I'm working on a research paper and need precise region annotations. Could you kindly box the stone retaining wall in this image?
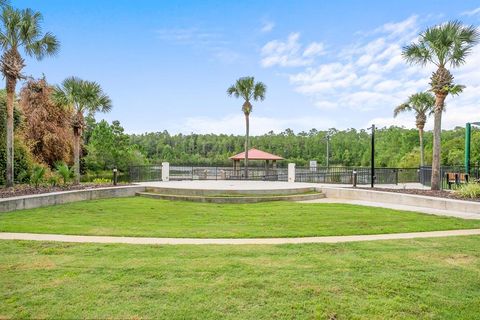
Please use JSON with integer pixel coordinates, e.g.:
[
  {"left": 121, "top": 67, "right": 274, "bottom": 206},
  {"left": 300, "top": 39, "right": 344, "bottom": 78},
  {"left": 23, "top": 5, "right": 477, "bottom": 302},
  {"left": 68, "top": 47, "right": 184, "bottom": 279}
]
[
  {"left": 320, "top": 187, "right": 480, "bottom": 213},
  {"left": 0, "top": 186, "right": 146, "bottom": 213}
]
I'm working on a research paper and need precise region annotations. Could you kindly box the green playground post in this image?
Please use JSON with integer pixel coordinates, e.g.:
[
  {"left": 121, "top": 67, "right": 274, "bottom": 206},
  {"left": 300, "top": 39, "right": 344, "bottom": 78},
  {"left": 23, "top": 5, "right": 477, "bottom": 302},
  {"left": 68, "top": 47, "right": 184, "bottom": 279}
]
[{"left": 465, "top": 123, "right": 471, "bottom": 174}]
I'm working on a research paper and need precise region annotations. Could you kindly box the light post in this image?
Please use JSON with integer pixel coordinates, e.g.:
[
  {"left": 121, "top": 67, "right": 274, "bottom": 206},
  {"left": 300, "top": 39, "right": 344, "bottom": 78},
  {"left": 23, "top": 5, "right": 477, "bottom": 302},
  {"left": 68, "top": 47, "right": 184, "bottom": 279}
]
[
  {"left": 368, "top": 124, "right": 375, "bottom": 188},
  {"left": 465, "top": 122, "right": 480, "bottom": 175},
  {"left": 324, "top": 132, "right": 331, "bottom": 168},
  {"left": 113, "top": 168, "right": 118, "bottom": 186}
]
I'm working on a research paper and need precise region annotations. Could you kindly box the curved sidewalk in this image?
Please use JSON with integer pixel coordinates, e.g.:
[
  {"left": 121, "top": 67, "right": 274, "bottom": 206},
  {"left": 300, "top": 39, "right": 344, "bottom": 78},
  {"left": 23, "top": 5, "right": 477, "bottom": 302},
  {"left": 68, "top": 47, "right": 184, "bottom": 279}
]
[{"left": 1, "top": 229, "right": 480, "bottom": 245}]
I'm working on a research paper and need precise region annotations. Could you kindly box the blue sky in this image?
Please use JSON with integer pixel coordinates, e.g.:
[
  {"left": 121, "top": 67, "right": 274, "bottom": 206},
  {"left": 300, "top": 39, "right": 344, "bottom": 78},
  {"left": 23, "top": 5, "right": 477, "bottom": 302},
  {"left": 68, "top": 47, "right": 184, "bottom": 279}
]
[{"left": 13, "top": 0, "right": 480, "bottom": 134}]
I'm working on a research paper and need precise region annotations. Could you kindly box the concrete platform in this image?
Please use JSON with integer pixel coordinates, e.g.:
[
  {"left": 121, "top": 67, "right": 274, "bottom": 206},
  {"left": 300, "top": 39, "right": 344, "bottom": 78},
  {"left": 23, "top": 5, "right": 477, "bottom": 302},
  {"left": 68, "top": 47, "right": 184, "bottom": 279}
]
[
  {"left": 140, "top": 180, "right": 319, "bottom": 191},
  {"left": 137, "top": 190, "right": 325, "bottom": 203}
]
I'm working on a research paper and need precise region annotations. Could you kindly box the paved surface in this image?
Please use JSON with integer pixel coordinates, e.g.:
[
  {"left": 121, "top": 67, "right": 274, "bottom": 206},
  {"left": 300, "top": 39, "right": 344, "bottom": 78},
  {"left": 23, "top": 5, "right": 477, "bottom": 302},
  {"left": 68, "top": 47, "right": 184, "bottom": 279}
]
[
  {"left": 1, "top": 229, "right": 479, "bottom": 245},
  {"left": 139, "top": 180, "right": 429, "bottom": 190},
  {"left": 139, "top": 180, "right": 319, "bottom": 190},
  {"left": 300, "top": 198, "right": 480, "bottom": 220}
]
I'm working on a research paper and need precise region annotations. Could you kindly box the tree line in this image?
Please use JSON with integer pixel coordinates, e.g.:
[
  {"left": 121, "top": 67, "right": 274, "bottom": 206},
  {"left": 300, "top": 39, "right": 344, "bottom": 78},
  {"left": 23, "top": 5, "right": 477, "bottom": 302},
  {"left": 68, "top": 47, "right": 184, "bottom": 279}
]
[{"left": 128, "top": 126, "right": 480, "bottom": 168}]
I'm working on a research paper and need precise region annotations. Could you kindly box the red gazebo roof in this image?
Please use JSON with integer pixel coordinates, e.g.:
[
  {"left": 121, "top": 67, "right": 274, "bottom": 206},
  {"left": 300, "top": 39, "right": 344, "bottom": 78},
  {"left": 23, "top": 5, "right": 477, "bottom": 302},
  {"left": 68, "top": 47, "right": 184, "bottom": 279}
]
[{"left": 229, "top": 148, "right": 284, "bottom": 161}]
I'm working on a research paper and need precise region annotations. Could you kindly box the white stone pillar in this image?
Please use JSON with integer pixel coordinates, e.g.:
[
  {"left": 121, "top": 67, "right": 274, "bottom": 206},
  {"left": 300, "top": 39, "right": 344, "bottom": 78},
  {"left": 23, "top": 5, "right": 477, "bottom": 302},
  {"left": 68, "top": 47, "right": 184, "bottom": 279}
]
[
  {"left": 162, "top": 162, "right": 170, "bottom": 182},
  {"left": 288, "top": 163, "right": 296, "bottom": 183}
]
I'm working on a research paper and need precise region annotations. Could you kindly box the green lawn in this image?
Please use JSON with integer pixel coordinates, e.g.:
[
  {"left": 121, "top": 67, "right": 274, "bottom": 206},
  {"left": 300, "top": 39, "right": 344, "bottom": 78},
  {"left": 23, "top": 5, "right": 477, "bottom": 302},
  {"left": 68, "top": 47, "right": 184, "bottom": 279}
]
[
  {"left": 1, "top": 237, "right": 480, "bottom": 319},
  {"left": 0, "top": 197, "right": 479, "bottom": 238}
]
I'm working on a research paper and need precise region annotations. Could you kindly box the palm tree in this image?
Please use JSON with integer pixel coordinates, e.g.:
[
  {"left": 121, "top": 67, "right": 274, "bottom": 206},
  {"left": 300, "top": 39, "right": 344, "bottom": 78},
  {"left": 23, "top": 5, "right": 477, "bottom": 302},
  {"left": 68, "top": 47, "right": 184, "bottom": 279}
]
[
  {"left": 53, "top": 77, "right": 112, "bottom": 184},
  {"left": 402, "top": 21, "right": 479, "bottom": 190},
  {"left": 227, "top": 77, "right": 266, "bottom": 178},
  {"left": 394, "top": 92, "right": 435, "bottom": 167},
  {"left": 0, "top": 6, "right": 59, "bottom": 187}
]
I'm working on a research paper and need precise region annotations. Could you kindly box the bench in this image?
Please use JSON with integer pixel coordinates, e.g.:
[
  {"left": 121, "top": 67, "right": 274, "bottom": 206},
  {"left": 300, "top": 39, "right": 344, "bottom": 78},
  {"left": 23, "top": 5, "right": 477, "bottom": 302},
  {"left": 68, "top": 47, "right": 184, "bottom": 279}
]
[{"left": 445, "top": 172, "right": 469, "bottom": 189}]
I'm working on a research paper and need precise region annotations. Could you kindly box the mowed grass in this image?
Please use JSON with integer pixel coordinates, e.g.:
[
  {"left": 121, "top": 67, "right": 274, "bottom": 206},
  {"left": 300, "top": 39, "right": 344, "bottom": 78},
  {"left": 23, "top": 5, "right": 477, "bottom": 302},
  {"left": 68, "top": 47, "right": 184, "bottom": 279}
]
[
  {"left": 0, "top": 197, "right": 479, "bottom": 238},
  {"left": 1, "top": 237, "right": 480, "bottom": 319}
]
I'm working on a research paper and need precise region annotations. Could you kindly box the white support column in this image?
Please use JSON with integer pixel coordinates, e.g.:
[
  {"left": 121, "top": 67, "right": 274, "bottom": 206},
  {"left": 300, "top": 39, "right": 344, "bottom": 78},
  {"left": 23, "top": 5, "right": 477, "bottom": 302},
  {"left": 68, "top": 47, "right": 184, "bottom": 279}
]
[
  {"left": 288, "top": 163, "right": 296, "bottom": 183},
  {"left": 162, "top": 162, "right": 170, "bottom": 182}
]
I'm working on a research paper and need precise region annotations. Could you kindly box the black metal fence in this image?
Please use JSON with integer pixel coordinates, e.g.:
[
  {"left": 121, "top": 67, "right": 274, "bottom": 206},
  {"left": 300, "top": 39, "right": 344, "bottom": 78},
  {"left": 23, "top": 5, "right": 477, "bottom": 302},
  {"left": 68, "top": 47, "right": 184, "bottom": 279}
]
[
  {"left": 295, "top": 167, "right": 419, "bottom": 185},
  {"left": 129, "top": 164, "right": 479, "bottom": 187},
  {"left": 170, "top": 166, "right": 288, "bottom": 181},
  {"left": 419, "top": 165, "right": 480, "bottom": 189},
  {"left": 129, "top": 165, "right": 162, "bottom": 182}
]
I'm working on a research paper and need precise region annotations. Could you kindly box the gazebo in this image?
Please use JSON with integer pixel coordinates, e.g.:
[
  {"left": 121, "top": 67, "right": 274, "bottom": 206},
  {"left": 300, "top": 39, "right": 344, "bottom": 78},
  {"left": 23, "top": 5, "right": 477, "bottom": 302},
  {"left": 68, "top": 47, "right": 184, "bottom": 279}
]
[{"left": 229, "top": 148, "right": 284, "bottom": 172}]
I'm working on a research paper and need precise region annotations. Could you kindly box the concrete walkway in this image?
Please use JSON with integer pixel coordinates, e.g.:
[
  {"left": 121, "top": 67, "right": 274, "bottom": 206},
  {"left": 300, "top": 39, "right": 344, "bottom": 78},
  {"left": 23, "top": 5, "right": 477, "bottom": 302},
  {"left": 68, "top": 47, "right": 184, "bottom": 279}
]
[
  {"left": 300, "top": 198, "right": 480, "bottom": 220},
  {"left": 1, "top": 229, "right": 479, "bottom": 245}
]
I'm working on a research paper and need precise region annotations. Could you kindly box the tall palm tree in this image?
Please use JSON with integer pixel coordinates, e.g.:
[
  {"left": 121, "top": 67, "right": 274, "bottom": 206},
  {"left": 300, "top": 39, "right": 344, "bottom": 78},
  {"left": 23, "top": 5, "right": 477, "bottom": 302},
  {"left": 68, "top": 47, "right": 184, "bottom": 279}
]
[
  {"left": 53, "top": 77, "right": 112, "bottom": 184},
  {"left": 402, "top": 21, "right": 479, "bottom": 190},
  {"left": 394, "top": 92, "right": 435, "bottom": 167},
  {"left": 227, "top": 76, "right": 266, "bottom": 178},
  {"left": 0, "top": 6, "right": 59, "bottom": 187}
]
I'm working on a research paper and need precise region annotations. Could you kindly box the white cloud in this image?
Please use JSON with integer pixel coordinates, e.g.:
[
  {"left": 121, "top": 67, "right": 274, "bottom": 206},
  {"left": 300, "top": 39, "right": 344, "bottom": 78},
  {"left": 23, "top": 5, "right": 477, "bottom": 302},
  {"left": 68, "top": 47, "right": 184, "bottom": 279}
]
[
  {"left": 258, "top": 14, "right": 480, "bottom": 131},
  {"left": 303, "top": 42, "right": 326, "bottom": 57},
  {"left": 375, "top": 15, "right": 418, "bottom": 37},
  {"left": 261, "top": 33, "right": 325, "bottom": 67},
  {"left": 156, "top": 27, "right": 239, "bottom": 63},
  {"left": 268, "top": 16, "right": 431, "bottom": 119},
  {"left": 462, "top": 7, "right": 480, "bottom": 17},
  {"left": 261, "top": 20, "right": 275, "bottom": 33},
  {"left": 156, "top": 28, "right": 226, "bottom": 46}
]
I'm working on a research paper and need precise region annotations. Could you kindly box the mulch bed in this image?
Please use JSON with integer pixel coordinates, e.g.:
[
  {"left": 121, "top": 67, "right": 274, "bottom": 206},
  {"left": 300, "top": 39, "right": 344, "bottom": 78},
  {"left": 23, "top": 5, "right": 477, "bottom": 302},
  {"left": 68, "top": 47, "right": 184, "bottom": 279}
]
[
  {"left": 0, "top": 183, "right": 132, "bottom": 199},
  {"left": 358, "top": 187, "right": 480, "bottom": 202}
]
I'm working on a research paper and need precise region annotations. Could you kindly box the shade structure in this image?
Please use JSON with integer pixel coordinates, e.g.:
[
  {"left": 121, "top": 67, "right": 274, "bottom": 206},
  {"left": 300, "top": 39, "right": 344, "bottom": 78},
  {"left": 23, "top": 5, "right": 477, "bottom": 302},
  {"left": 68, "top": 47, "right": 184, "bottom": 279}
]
[{"left": 229, "top": 148, "right": 284, "bottom": 161}]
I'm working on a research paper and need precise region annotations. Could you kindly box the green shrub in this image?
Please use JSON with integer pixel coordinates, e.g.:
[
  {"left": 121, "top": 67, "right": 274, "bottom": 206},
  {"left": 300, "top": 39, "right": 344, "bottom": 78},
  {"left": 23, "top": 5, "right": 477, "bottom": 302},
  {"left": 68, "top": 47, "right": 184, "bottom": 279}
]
[
  {"left": 30, "top": 165, "right": 46, "bottom": 188},
  {"left": 55, "top": 162, "right": 74, "bottom": 185},
  {"left": 47, "top": 174, "right": 60, "bottom": 187},
  {"left": 92, "top": 178, "right": 111, "bottom": 184},
  {"left": 455, "top": 183, "right": 480, "bottom": 199}
]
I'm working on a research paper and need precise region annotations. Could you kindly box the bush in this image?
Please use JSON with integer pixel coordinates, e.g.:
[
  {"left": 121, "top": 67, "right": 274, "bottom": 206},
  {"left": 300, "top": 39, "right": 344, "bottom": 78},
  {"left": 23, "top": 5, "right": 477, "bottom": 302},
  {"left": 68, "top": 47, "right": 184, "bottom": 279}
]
[
  {"left": 47, "top": 174, "right": 60, "bottom": 187},
  {"left": 30, "top": 165, "right": 46, "bottom": 188},
  {"left": 92, "top": 178, "right": 111, "bottom": 184},
  {"left": 55, "top": 162, "right": 74, "bottom": 185},
  {"left": 455, "top": 183, "right": 480, "bottom": 199}
]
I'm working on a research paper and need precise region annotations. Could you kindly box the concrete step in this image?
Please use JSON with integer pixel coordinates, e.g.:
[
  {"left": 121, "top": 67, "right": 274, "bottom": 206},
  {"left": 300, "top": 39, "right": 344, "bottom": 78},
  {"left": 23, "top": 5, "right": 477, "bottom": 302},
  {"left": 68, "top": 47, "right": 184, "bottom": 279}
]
[
  {"left": 136, "top": 191, "right": 325, "bottom": 204},
  {"left": 144, "top": 187, "right": 317, "bottom": 196}
]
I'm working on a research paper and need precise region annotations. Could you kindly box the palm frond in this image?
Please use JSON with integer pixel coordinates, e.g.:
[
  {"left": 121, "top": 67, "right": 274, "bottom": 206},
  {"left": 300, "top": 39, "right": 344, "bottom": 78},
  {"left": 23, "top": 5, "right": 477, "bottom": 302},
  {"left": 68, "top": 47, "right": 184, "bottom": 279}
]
[
  {"left": 402, "top": 43, "right": 433, "bottom": 66},
  {"left": 253, "top": 82, "right": 267, "bottom": 101},
  {"left": 226, "top": 85, "right": 239, "bottom": 98},
  {"left": 0, "top": 6, "right": 59, "bottom": 60},
  {"left": 447, "top": 84, "right": 465, "bottom": 96},
  {"left": 393, "top": 103, "right": 412, "bottom": 117}
]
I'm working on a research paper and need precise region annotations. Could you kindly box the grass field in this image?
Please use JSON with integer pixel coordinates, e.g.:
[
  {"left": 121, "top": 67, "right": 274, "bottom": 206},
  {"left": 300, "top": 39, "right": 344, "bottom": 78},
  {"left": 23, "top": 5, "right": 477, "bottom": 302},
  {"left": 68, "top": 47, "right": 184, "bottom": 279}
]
[
  {"left": 1, "top": 237, "right": 479, "bottom": 319},
  {"left": 0, "top": 197, "right": 479, "bottom": 238}
]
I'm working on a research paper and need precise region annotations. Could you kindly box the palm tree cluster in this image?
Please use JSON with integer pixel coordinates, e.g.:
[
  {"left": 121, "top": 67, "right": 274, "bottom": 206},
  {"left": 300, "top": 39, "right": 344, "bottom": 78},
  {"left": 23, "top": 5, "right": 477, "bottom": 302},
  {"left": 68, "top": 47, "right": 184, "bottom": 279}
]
[
  {"left": 0, "top": 3, "right": 112, "bottom": 187},
  {"left": 401, "top": 20, "right": 479, "bottom": 190}
]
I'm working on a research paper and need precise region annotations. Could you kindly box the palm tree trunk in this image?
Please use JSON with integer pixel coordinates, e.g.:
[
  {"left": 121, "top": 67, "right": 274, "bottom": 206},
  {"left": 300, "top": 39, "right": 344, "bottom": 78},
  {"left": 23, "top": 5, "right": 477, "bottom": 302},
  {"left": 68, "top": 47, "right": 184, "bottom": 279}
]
[
  {"left": 418, "top": 127, "right": 424, "bottom": 167},
  {"left": 244, "top": 113, "right": 249, "bottom": 179},
  {"left": 73, "top": 129, "right": 81, "bottom": 184},
  {"left": 431, "top": 94, "right": 446, "bottom": 190},
  {"left": 5, "top": 76, "right": 16, "bottom": 187}
]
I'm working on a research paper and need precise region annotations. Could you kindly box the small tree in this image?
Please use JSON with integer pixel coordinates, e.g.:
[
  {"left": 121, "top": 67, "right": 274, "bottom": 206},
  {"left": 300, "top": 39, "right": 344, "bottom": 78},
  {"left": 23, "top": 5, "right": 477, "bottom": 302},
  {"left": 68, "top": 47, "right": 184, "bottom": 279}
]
[
  {"left": 53, "top": 77, "right": 112, "bottom": 184},
  {"left": 19, "top": 78, "right": 73, "bottom": 167},
  {"left": 394, "top": 92, "right": 435, "bottom": 167},
  {"left": 0, "top": 6, "right": 59, "bottom": 187}
]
